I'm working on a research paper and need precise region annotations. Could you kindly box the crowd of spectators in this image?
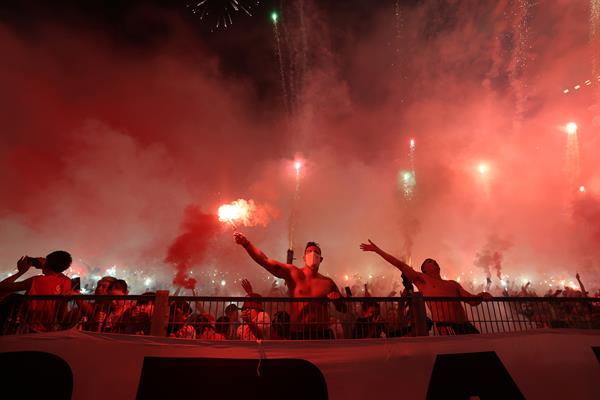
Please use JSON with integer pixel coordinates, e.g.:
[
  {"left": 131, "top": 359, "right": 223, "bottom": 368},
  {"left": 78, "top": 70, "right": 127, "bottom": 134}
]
[{"left": 0, "top": 251, "right": 598, "bottom": 338}]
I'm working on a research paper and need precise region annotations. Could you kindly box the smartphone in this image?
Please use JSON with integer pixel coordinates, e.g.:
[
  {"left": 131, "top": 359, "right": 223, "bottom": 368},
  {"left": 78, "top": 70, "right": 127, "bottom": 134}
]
[
  {"left": 26, "top": 256, "right": 43, "bottom": 269},
  {"left": 344, "top": 286, "right": 353, "bottom": 297},
  {"left": 71, "top": 277, "right": 81, "bottom": 291}
]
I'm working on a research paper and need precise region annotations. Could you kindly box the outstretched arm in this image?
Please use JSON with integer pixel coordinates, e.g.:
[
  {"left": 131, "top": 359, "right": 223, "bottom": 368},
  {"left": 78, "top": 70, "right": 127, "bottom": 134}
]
[
  {"left": 456, "top": 282, "right": 492, "bottom": 306},
  {"left": 576, "top": 273, "right": 588, "bottom": 296},
  {"left": 0, "top": 257, "right": 33, "bottom": 293},
  {"left": 234, "top": 232, "right": 292, "bottom": 281},
  {"left": 360, "top": 240, "right": 424, "bottom": 285}
]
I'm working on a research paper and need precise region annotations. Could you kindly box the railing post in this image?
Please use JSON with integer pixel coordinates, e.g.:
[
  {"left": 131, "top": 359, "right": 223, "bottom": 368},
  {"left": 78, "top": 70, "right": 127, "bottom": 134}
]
[
  {"left": 411, "top": 292, "right": 428, "bottom": 336},
  {"left": 150, "top": 290, "right": 170, "bottom": 337}
]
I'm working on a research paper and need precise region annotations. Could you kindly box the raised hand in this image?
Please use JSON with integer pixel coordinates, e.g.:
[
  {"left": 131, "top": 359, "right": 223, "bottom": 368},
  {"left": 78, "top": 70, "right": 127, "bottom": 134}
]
[
  {"left": 234, "top": 231, "right": 249, "bottom": 246},
  {"left": 360, "top": 239, "right": 379, "bottom": 252},
  {"left": 17, "top": 256, "right": 31, "bottom": 273},
  {"left": 241, "top": 278, "right": 253, "bottom": 295}
]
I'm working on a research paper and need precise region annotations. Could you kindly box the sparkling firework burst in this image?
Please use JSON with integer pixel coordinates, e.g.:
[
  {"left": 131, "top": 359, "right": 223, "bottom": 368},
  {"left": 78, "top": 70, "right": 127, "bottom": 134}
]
[{"left": 187, "top": 0, "right": 261, "bottom": 30}]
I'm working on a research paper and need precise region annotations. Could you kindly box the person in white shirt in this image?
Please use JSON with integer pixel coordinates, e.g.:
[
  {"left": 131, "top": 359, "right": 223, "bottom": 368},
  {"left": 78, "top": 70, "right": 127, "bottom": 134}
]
[{"left": 236, "top": 293, "right": 270, "bottom": 340}]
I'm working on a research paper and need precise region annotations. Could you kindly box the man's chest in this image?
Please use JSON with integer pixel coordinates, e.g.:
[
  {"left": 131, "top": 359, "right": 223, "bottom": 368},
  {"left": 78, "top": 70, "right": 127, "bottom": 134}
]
[{"left": 293, "top": 278, "right": 331, "bottom": 297}]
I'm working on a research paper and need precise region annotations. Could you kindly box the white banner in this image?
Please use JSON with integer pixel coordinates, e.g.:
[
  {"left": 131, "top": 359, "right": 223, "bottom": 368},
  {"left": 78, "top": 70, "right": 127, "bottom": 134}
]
[{"left": 1, "top": 329, "right": 600, "bottom": 399}]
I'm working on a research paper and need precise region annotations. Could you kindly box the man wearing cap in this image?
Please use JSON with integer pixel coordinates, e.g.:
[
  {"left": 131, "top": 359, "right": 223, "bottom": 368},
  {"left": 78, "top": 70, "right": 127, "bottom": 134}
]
[
  {"left": 237, "top": 293, "right": 271, "bottom": 340},
  {"left": 234, "top": 232, "right": 346, "bottom": 339},
  {"left": 360, "top": 239, "right": 492, "bottom": 334}
]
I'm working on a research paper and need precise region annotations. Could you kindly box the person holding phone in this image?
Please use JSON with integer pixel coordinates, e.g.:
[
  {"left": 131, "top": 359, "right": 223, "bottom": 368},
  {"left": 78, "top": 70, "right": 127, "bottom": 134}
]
[{"left": 0, "top": 251, "right": 72, "bottom": 332}]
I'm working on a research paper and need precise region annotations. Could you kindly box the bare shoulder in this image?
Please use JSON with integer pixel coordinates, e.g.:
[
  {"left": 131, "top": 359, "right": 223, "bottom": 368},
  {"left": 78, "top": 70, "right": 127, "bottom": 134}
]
[{"left": 320, "top": 275, "right": 339, "bottom": 289}]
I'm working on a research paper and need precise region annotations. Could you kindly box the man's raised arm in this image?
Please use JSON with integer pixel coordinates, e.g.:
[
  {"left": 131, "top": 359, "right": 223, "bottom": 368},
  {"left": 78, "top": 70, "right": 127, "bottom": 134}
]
[
  {"left": 456, "top": 282, "right": 492, "bottom": 306},
  {"left": 360, "top": 239, "right": 424, "bottom": 285},
  {"left": 576, "top": 273, "right": 588, "bottom": 296},
  {"left": 0, "top": 257, "right": 33, "bottom": 293},
  {"left": 234, "top": 232, "right": 292, "bottom": 280}
]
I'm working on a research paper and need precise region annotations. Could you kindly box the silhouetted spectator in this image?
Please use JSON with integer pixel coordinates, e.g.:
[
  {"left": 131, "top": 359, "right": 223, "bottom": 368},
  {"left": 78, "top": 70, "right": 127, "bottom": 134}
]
[
  {"left": 353, "top": 301, "right": 385, "bottom": 339},
  {"left": 0, "top": 252, "right": 72, "bottom": 333},
  {"left": 271, "top": 311, "right": 291, "bottom": 339}
]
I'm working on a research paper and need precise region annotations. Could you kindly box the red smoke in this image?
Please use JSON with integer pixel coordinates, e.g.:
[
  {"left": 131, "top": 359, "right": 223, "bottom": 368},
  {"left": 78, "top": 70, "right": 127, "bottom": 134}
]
[{"left": 165, "top": 206, "right": 220, "bottom": 289}]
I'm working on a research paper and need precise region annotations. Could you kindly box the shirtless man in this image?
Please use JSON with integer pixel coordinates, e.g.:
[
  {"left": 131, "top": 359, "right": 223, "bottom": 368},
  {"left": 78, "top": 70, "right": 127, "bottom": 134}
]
[
  {"left": 360, "top": 239, "right": 491, "bottom": 335},
  {"left": 234, "top": 232, "right": 346, "bottom": 339}
]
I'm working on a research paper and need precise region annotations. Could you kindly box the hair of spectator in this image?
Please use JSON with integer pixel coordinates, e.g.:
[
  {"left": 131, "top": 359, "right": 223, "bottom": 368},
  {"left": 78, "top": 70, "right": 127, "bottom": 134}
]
[
  {"left": 225, "top": 303, "right": 238, "bottom": 314},
  {"left": 44, "top": 250, "right": 72, "bottom": 273},
  {"left": 99, "top": 276, "right": 117, "bottom": 284},
  {"left": 420, "top": 258, "right": 439, "bottom": 272},
  {"left": 109, "top": 279, "right": 128, "bottom": 293},
  {"left": 304, "top": 241, "right": 321, "bottom": 254}
]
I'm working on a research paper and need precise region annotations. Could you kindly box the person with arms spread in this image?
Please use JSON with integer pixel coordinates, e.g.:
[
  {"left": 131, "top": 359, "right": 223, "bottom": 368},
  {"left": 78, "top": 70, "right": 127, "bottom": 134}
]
[
  {"left": 360, "top": 239, "right": 490, "bottom": 335},
  {"left": 234, "top": 232, "right": 346, "bottom": 339}
]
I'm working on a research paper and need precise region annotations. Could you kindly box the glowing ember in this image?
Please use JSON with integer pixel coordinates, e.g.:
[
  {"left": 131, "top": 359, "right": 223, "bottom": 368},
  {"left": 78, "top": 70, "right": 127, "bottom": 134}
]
[
  {"left": 565, "top": 122, "right": 578, "bottom": 135},
  {"left": 478, "top": 163, "right": 489, "bottom": 175},
  {"left": 409, "top": 138, "right": 415, "bottom": 148},
  {"left": 579, "top": 185, "right": 586, "bottom": 193}
]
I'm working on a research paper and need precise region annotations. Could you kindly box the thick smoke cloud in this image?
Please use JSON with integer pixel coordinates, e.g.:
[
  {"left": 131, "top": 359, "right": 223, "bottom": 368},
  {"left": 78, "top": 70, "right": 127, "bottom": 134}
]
[
  {"left": 166, "top": 206, "right": 220, "bottom": 289},
  {"left": 1, "top": 1, "right": 599, "bottom": 295}
]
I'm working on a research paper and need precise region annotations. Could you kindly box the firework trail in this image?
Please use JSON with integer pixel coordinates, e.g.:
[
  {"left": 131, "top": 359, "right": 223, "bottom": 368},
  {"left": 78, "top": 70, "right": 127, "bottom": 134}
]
[
  {"left": 288, "top": 161, "right": 302, "bottom": 252},
  {"left": 508, "top": 0, "right": 536, "bottom": 132},
  {"left": 282, "top": 5, "right": 298, "bottom": 113},
  {"left": 565, "top": 123, "right": 581, "bottom": 189},
  {"left": 393, "top": 0, "right": 409, "bottom": 104},
  {"left": 272, "top": 12, "right": 292, "bottom": 115},
  {"left": 591, "top": 1, "right": 600, "bottom": 125},
  {"left": 298, "top": 0, "right": 309, "bottom": 91}
]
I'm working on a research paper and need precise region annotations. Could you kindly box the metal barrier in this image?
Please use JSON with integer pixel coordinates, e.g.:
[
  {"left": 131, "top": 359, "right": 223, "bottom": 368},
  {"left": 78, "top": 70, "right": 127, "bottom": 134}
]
[{"left": 1, "top": 292, "right": 598, "bottom": 339}]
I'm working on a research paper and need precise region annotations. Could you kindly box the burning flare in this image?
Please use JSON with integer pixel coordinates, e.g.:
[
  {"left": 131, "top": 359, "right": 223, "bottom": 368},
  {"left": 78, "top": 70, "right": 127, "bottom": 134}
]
[{"left": 218, "top": 199, "right": 277, "bottom": 230}]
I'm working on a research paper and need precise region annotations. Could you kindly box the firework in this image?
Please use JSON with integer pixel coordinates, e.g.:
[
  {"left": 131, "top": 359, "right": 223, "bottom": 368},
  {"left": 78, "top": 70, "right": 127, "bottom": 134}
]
[
  {"left": 478, "top": 163, "right": 489, "bottom": 175},
  {"left": 564, "top": 122, "right": 580, "bottom": 188},
  {"left": 187, "top": 0, "right": 260, "bottom": 30},
  {"left": 271, "top": 10, "right": 292, "bottom": 115},
  {"left": 288, "top": 159, "right": 303, "bottom": 257},
  {"left": 400, "top": 139, "right": 417, "bottom": 199},
  {"left": 507, "top": 0, "right": 536, "bottom": 131}
]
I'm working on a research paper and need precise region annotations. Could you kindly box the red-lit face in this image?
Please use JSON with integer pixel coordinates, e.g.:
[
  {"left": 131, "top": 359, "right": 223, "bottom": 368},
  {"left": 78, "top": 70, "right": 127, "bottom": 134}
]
[
  {"left": 241, "top": 308, "right": 259, "bottom": 322},
  {"left": 422, "top": 260, "right": 440, "bottom": 276},
  {"left": 96, "top": 280, "right": 112, "bottom": 295},
  {"left": 304, "top": 246, "right": 322, "bottom": 270}
]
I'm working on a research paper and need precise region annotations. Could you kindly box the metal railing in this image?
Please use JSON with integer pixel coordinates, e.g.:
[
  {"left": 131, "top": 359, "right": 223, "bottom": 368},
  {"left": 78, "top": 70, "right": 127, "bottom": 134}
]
[{"left": 1, "top": 292, "right": 598, "bottom": 339}]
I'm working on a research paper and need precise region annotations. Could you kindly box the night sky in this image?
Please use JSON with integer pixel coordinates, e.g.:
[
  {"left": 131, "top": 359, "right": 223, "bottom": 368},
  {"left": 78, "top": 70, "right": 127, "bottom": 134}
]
[{"left": 1, "top": 0, "right": 599, "bottom": 296}]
